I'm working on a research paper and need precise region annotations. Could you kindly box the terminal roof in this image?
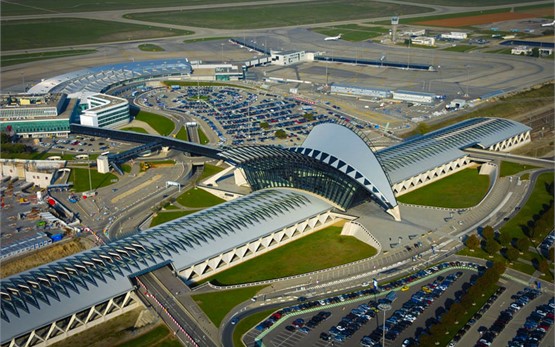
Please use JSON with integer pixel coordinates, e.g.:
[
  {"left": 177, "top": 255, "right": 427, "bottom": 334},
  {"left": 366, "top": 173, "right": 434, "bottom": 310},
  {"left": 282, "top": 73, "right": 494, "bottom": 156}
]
[{"left": 0, "top": 188, "right": 331, "bottom": 343}]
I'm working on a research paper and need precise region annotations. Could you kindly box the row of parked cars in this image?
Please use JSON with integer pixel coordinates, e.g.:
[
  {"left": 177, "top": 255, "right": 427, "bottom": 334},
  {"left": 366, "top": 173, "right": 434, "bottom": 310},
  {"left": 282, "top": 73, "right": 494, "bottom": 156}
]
[
  {"left": 448, "top": 286, "right": 506, "bottom": 345},
  {"left": 325, "top": 302, "right": 378, "bottom": 342},
  {"left": 284, "top": 311, "right": 332, "bottom": 334},
  {"left": 362, "top": 272, "right": 463, "bottom": 346},
  {"left": 509, "top": 297, "right": 555, "bottom": 347},
  {"left": 475, "top": 287, "right": 541, "bottom": 347},
  {"left": 253, "top": 261, "right": 481, "bottom": 335}
]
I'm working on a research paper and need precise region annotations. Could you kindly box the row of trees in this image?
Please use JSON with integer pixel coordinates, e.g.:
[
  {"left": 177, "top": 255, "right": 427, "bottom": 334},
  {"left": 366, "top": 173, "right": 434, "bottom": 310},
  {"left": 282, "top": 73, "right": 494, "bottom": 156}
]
[{"left": 419, "top": 262, "right": 506, "bottom": 346}]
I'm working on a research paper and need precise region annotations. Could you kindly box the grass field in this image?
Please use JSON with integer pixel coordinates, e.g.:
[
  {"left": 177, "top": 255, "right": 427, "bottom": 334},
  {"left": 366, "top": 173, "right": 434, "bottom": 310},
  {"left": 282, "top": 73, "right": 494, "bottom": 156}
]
[
  {"left": 442, "top": 45, "right": 477, "bottom": 52},
  {"left": 500, "top": 172, "right": 554, "bottom": 240},
  {"left": 499, "top": 161, "right": 538, "bottom": 177},
  {"left": 121, "top": 127, "right": 149, "bottom": 134},
  {"left": 233, "top": 309, "right": 276, "bottom": 347},
  {"left": 199, "top": 163, "right": 225, "bottom": 181},
  {"left": 150, "top": 210, "right": 198, "bottom": 227},
  {"left": 71, "top": 167, "right": 118, "bottom": 192},
  {"left": 1, "top": 0, "right": 542, "bottom": 17},
  {"left": 138, "top": 44, "right": 165, "bottom": 52},
  {"left": 1, "top": 18, "right": 190, "bottom": 51},
  {"left": 311, "top": 24, "right": 389, "bottom": 42},
  {"left": 115, "top": 324, "right": 180, "bottom": 347},
  {"left": 397, "top": 168, "right": 490, "bottom": 208},
  {"left": 175, "top": 126, "right": 189, "bottom": 141},
  {"left": 125, "top": 2, "right": 428, "bottom": 29},
  {"left": 198, "top": 126, "right": 210, "bottom": 145},
  {"left": 1, "top": 0, "right": 270, "bottom": 16},
  {"left": 1, "top": 49, "right": 96, "bottom": 67},
  {"left": 200, "top": 224, "right": 377, "bottom": 286},
  {"left": 184, "top": 37, "right": 230, "bottom": 43},
  {"left": 175, "top": 188, "right": 225, "bottom": 208},
  {"left": 134, "top": 111, "right": 175, "bottom": 136},
  {"left": 192, "top": 285, "right": 266, "bottom": 327},
  {"left": 484, "top": 47, "right": 514, "bottom": 55}
]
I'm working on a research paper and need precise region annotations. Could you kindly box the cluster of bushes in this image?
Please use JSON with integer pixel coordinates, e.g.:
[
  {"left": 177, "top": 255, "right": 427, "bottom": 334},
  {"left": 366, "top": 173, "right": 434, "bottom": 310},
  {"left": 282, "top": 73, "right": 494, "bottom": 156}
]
[{"left": 419, "top": 262, "right": 506, "bottom": 346}]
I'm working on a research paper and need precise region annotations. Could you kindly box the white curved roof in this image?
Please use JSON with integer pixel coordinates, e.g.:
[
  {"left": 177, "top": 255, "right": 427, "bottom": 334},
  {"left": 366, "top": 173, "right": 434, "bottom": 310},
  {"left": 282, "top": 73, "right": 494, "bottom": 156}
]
[
  {"left": 0, "top": 188, "right": 331, "bottom": 343},
  {"left": 296, "top": 123, "right": 397, "bottom": 208}
]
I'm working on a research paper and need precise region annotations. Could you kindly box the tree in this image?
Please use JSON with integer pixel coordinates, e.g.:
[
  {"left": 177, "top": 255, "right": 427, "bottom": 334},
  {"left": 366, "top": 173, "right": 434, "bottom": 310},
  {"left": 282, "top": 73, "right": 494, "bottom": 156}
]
[
  {"left": 499, "top": 232, "right": 513, "bottom": 246},
  {"left": 465, "top": 234, "right": 480, "bottom": 250},
  {"left": 260, "top": 122, "right": 270, "bottom": 130},
  {"left": 302, "top": 113, "right": 314, "bottom": 121},
  {"left": 516, "top": 237, "right": 530, "bottom": 252},
  {"left": 531, "top": 47, "right": 540, "bottom": 58},
  {"left": 537, "top": 259, "right": 549, "bottom": 274},
  {"left": 505, "top": 247, "right": 520, "bottom": 262},
  {"left": 482, "top": 225, "right": 495, "bottom": 240},
  {"left": 549, "top": 246, "right": 554, "bottom": 262},
  {"left": 485, "top": 239, "right": 501, "bottom": 255},
  {"left": 274, "top": 129, "right": 287, "bottom": 139}
]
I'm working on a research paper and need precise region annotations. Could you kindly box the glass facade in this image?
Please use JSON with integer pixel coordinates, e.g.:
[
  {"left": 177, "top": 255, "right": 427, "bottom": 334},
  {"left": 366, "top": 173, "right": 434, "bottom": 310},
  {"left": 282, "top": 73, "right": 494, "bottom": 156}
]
[{"left": 233, "top": 149, "right": 371, "bottom": 210}]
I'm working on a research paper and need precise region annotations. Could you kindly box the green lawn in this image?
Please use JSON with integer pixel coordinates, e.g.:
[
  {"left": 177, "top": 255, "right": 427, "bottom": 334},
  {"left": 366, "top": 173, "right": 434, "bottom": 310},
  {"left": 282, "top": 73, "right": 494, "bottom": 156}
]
[
  {"left": 192, "top": 285, "right": 266, "bottom": 327},
  {"left": 70, "top": 167, "right": 118, "bottom": 192},
  {"left": 397, "top": 168, "right": 490, "bottom": 208},
  {"left": 1, "top": 18, "right": 189, "bottom": 51},
  {"left": 134, "top": 111, "right": 175, "bottom": 136},
  {"left": 115, "top": 324, "right": 180, "bottom": 347},
  {"left": 311, "top": 24, "right": 389, "bottom": 42},
  {"left": 138, "top": 44, "right": 165, "bottom": 52},
  {"left": 199, "top": 164, "right": 225, "bottom": 181},
  {"left": 150, "top": 210, "right": 198, "bottom": 227},
  {"left": 499, "top": 161, "right": 538, "bottom": 177},
  {"left": 500, "top": 172, "right": 554, "bottom": 240},
  {"left": 125, "top": 2, "right": 428, "bottom": 29},
  {"left": 121, "top": 127, "right": 149, "bottom": 134},
  {"left": 175, "top": 126, "right": 189, "bottom": 141},
  {"left": 201, "top": 224, "right": 377, "bottom": 286},
  {"left": 233, "top": 309, "right": 276, "bottom": 347},
  {"left": 198, "top": 126, "right": 210, "bottom": 145},
  {"left": 484, "top": 48, "right": 513, "bottom": 55},
  {"left": 184, "top": 37, "right": 230, "bottom": 43},
  {"left": 175, "top": 188, "right": 225, "bottom": 208},
  {"left": 442, "top": 45, "right": 477, "bottom": 52},
  {"left": 1, "top": 49, "right": 96, "bottom": 67}
]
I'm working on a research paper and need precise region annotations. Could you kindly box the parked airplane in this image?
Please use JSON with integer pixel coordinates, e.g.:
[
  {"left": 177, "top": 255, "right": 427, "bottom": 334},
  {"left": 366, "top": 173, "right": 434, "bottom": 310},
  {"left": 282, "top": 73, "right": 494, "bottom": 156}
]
[
  {"left": 324, "top": 34, "right": 342, "bottom": 41},
  {"left": 542, "top": 20, "right": 555, "bottom": 27}
]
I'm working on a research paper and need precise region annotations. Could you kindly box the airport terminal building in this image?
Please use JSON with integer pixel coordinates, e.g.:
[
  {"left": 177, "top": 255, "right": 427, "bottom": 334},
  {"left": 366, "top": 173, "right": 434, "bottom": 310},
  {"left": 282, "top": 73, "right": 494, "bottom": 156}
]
[{"left": 0, "top": 118, "right": 532, "bottom": 347}]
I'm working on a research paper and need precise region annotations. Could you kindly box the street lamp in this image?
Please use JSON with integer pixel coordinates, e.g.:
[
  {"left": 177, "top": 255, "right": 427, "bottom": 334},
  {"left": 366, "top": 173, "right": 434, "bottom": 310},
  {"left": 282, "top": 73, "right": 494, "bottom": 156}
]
[
  {"left": 378, "top": 303, "right": 392, "bottom": 346},
  {"left": 464, "top": 64, "right": 470, "bottom": 98}
]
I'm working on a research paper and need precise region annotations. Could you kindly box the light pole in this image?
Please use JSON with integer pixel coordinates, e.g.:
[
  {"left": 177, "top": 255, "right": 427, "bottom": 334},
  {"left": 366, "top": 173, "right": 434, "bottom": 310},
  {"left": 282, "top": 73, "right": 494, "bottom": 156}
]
[
  {"left": 378, "top": 303, "right": 392, "bottom": 346},
  {"left": 464, "top": 64, "right": 470, "bottom": 98}
]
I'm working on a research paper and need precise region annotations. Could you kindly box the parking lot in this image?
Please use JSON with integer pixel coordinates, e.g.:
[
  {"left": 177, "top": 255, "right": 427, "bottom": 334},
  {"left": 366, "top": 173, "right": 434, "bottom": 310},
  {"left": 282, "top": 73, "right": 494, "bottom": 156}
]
[
  {"left": 135, "top": 85, "right": 382, "bottom": 147},
  {"left": 248, "top": 262, "right": 483, "bottom": 346},
  {"left": 245, "top": 261, "right": 554, "bottom": 347}
]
